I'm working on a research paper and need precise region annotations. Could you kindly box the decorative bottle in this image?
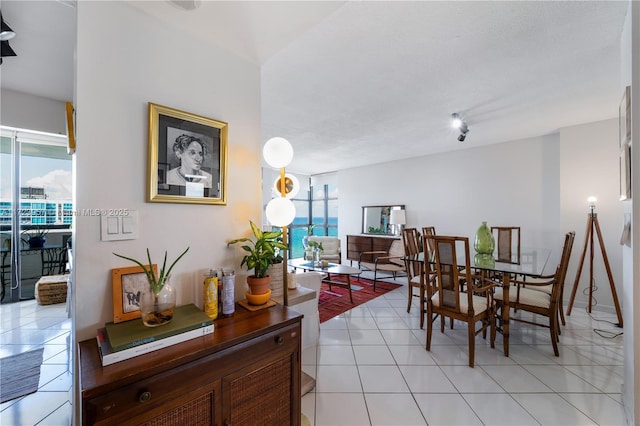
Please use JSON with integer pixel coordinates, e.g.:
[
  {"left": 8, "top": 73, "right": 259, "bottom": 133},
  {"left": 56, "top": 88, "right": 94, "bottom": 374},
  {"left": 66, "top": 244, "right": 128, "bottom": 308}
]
[
  {"left": 221, "top": 269, "right": 235, "bottom": 317},
  {"left": 203, "top": 269, "right": 218, "bottom": 320},
  {"left": 474, "top": 221, "right": 495, "bottom": 255}
]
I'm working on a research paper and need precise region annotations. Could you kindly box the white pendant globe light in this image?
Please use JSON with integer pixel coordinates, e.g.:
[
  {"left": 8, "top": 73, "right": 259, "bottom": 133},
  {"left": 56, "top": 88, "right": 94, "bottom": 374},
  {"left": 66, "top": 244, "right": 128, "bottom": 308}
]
[
  {"left": 263, "top": 137, "right": 293, "bottom": 168},
  {"left": 265, "top": 197, "right": 296, "bottom": 227}
]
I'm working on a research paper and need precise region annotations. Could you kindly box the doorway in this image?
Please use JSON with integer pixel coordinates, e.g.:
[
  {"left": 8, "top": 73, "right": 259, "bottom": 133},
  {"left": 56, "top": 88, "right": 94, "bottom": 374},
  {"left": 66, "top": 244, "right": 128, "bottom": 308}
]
[{"left": 0, "top": 127, "right": 72, "bottom": 304}]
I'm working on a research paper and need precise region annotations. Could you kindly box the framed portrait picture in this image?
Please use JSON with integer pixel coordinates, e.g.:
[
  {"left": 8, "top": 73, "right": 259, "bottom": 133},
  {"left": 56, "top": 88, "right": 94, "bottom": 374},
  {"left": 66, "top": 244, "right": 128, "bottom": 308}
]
[
  {"left": 112, "top": 264, "right": 157, "bottom": 323},
  {"left": 619, "top": 86, "right": 631, "bottom": 147},
  {"left": 147, "top": 103, "right": 228, "bottom": 205}
]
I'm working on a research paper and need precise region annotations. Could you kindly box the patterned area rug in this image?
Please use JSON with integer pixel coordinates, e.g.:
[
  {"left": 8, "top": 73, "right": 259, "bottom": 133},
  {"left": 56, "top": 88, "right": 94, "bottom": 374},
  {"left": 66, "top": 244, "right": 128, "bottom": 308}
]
[
  {"left": 318, "top": 276, "right": 401, "bottom": 322},
  {"left": 0, "top": 347, "right": 44, "bottom": 403}
]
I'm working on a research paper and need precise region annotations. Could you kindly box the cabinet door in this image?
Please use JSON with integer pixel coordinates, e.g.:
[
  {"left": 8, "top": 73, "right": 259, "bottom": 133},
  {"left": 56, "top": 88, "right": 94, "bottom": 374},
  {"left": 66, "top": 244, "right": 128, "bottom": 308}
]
[
  {"left": 347, "top": 235, "right": 371, "bottom": 262},
  {"left": 223, "top": 354, "right": 296, "bottom": 426},
  {"left": 221, "top": 324, "right": 300, "bottom": 426}
]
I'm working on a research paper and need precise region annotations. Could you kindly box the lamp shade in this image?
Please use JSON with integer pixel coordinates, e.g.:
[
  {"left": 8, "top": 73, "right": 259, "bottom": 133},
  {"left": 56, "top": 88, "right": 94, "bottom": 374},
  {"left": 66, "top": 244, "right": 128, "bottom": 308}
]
[
  {"left": 389, "top": 209, "right": 406, "bottom": 225},
  {"left": 265, "top": 197, "right": 296, "bottom": 227},
  {"left": 273, "top": 173, "right": 300, "bottom": 199},
  {"left": 263, "top": 137, "right": 293, "bottom": 168}
]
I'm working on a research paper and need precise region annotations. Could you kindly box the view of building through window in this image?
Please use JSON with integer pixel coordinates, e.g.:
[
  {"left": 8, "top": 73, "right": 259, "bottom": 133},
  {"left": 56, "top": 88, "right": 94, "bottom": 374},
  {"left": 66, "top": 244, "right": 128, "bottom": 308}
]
[{"left": 1, "top": 129, "right": 73, "bottom": 302}]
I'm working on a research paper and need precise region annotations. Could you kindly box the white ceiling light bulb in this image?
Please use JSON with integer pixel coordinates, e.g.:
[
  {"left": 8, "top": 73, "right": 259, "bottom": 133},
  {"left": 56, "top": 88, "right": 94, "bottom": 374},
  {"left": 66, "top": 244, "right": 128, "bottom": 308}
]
[
  {"left": 263, "top": 137, "right": 293, "bottom": 168},
  {"left": 265, "top": 197, "right": 296, "bottom": 227},
  {"left": 451, "top": 117, "right": 462, "bottom": 129}
]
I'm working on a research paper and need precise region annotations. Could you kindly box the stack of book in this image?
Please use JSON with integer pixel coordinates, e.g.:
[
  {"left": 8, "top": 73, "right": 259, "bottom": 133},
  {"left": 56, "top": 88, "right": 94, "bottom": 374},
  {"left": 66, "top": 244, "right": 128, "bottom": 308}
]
[{"left": 96, "top": 304, "right": 214, "bottom": 366}]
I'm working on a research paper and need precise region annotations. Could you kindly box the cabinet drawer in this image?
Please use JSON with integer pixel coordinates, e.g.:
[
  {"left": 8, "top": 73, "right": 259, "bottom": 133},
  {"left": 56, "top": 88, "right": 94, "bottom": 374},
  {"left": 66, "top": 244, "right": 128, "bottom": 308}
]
[{"left": 86, "top": 354, "right": 219, "bottom": 424}]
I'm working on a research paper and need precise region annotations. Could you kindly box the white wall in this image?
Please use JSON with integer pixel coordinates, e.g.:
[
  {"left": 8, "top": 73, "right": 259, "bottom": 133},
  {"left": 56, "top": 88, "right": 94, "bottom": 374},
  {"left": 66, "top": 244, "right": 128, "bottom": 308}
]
[
  {"left": 0, "top": 89, "right": 67, "bottom": 135},
  {"left": 339, "top": 118, "right": 623, "bottom": 311},
  {"left": 621, "top": 1, "right": 638, "bottom": 423},
  {"left": 559, "top": 119, "right": 624, "bottom": 316},
  {"left": 74, "top": 2, "right": 262, "bottom": 342}
]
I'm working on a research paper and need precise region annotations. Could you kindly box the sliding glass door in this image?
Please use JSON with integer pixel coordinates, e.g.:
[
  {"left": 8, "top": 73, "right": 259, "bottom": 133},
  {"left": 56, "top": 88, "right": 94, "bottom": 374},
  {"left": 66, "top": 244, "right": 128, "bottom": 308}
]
[{"left": 1, "top": 127, "right": 72, "bottom": 303}]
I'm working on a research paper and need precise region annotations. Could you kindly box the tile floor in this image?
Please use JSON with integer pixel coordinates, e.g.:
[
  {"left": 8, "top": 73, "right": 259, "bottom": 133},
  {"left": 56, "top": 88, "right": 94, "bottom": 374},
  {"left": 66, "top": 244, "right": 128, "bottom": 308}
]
[
  {"left": 301, "top": 274, "right": 628, "bottom": 426},
  {"left": 0, "top": 275, "right": 629, "bottom": 426},
  {"left": 0, "top": 300, "right": 73, "bottom": 426}
]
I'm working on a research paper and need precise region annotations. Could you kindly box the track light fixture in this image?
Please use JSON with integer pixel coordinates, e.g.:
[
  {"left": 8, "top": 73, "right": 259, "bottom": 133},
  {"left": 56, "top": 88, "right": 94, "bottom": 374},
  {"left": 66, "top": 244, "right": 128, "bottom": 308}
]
[
  {"left": 0, "top": 11, "right": 16, "bottom": 65},
  {"left": 451, "top": 113, "right": 469, "bottom": 142}
]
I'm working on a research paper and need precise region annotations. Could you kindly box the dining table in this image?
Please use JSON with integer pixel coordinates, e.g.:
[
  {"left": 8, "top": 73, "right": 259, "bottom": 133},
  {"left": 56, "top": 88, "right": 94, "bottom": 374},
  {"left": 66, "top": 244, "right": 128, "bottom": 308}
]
[{"left": 406, "top": 246, "right": 552, "bottom": 357}]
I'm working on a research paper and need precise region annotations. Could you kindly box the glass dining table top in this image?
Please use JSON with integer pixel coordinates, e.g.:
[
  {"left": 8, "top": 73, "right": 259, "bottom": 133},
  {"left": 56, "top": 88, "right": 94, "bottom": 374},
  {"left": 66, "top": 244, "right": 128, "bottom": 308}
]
[{"left": 407, "top": 247, "right": 552, "bottom": 278}]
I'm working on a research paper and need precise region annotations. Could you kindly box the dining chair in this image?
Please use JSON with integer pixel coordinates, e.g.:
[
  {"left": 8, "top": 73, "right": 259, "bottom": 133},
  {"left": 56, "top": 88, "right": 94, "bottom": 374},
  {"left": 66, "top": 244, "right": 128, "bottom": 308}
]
[
  {"left": 493, "top": 231, "right": 575, "bottom": 356},
  {"left": 424, "top": 234, "right": 498, "bottom": 367},
  {"left": 402, "top": 228, "right": 426, "bottom": 327},
  {"left": 41, "top": 248, "right": 65, "bottom": 276},
  {"left": 517, "top": 231, "right": 575, "bottom": 327},
  {"left": 491, "top": 226, "right": 521, "bottom": 263}
]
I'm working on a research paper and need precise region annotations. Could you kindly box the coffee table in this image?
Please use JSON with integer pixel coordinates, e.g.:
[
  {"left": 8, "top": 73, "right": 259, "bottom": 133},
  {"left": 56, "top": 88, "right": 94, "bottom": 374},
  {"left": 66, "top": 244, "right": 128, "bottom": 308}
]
[{"left": 288, "top": 258, "right": 362, "bottom": 303}]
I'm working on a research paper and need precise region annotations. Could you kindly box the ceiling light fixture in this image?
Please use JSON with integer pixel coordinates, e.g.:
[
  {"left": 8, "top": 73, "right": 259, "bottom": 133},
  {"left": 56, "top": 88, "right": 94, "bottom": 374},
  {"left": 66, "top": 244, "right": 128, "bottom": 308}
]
[
  {"left": 0, "top": 11, "right": 16, "bottom": 65},
  {"left": 0, "top": 12, "right": 16, "bottom": 41},
  {"left": 451, "top": 113, "right": 469, "bottom": 142}
]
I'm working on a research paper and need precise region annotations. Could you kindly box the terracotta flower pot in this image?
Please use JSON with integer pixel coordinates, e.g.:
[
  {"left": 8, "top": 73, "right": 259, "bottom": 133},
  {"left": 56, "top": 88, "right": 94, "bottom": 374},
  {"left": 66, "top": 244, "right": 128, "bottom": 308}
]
[{"left": 246, "top": 276, "right": 271, "bottom": 295}]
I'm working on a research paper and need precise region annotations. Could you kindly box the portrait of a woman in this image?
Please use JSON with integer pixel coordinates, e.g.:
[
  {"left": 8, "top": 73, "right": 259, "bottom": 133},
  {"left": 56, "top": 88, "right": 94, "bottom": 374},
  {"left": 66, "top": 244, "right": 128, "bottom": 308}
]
[{"left": 166, "top": 133, "right": 213, "bottom": 188}]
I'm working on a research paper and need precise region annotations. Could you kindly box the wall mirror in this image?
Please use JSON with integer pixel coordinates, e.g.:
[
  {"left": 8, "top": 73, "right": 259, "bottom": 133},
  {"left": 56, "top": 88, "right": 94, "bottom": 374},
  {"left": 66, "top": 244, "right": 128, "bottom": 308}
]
[{"left": 361, "top": 205, "right": 405, "bottom": 235}]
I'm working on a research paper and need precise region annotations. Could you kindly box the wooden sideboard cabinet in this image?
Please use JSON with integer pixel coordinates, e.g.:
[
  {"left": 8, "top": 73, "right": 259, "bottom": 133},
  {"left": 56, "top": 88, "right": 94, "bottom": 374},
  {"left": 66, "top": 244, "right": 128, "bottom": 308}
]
[
  {"left": 79, "top": 305, "right": 302, "bottom": 426},
  {"left": 346, "top": 234, "right": 400, "bottom": 264}
]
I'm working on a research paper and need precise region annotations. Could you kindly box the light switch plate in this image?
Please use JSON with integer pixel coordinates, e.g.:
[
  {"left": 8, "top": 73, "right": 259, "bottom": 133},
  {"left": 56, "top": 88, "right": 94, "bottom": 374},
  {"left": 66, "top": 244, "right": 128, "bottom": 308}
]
[{"left": 100, "top": 210, "right": 138, "bottom": 241}]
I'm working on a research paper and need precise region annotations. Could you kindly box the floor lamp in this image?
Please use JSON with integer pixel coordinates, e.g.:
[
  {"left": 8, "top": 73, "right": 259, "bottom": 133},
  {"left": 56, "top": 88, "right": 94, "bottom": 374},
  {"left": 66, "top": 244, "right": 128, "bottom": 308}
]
[
  {"left": 263, "top": 137, "right": 296, "bottom": 306},
  {"left": 566, "top": 197, "right": 623, "bottom": 327}
]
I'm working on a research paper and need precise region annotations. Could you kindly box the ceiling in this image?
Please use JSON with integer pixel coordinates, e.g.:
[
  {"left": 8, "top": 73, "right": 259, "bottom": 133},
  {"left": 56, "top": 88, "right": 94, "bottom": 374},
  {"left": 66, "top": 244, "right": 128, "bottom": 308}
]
[{"left": 0, "top": 1, "right": 629, "bottom": 175}]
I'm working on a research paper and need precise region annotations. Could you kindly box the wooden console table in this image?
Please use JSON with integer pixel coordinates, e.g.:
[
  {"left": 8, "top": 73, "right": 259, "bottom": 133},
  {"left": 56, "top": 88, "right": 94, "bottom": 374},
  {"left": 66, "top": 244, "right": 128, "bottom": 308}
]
[
  {"left": 346, "top": 234, "right": 400, "bottom": 264},
  {"left": 79, "top": 304, "right": 302, "bottom": 425}
]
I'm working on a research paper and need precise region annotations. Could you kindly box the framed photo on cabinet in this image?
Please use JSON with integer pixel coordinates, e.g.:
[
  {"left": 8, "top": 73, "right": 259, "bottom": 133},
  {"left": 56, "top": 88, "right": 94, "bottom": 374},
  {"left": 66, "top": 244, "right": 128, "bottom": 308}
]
[
  {"left": 147, "top": 103, "right": 228, "bottom": 205},
  {"left": 112, "top": 264, "right": 157, "bottom": 323}
]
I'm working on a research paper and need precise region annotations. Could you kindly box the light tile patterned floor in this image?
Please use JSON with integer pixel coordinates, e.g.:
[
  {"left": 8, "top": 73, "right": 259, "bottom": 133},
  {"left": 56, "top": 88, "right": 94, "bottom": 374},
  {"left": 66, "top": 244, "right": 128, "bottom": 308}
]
[
  {"left": 302, "top": 273, "right": 628, "bottom": 426},
  {"left": 0, "top": 274, "right": 629, "bottom": 426},
  {"left": 0, "top": 300, "right": 72, "bottom": 426}
]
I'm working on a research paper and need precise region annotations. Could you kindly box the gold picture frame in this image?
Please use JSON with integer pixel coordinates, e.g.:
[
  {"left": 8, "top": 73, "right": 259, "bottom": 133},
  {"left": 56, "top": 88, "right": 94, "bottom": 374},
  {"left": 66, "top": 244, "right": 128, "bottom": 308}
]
[
  {"left": 112, "top": 264, "right": 157, "bottom": 323},
  {"left": 147, "top": 103, "right": 228, "bottom": 205}
]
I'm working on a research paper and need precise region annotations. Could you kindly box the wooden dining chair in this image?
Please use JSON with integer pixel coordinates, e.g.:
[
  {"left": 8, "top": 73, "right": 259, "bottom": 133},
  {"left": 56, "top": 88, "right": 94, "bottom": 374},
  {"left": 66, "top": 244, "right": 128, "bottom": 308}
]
[
  {"left": 518, "top": 231, "right": 575, "bottom": 328},
  {"left": 493, "top": 231, "right": 575, "bottom": 356},
  {"left": 424, "top": 235, "right": 498, "bottom": 367},
  {"left": 491, "top": 226, "right": 520, "bottom": 263},
  {"left": 402, "top": 228, "right": 426, "bottom": 327}
]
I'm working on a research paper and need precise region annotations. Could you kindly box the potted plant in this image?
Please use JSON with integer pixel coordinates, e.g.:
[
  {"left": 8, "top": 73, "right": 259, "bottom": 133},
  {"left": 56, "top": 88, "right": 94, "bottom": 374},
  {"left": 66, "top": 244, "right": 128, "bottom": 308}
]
[
  {"left": 302, "top": 224, "right": 314, "bottom": 248},
  {"left": 305, "top": 240, "right": 323, "bottom": 264},
  {"left": 227, "top": 221, "right": 288, "bottom": 295},
  {"left": 113, "top": 247, "right": 189, "bottom": 327},
  {"left": 23, "top": 225, "right": 49, "bottom": 248}
]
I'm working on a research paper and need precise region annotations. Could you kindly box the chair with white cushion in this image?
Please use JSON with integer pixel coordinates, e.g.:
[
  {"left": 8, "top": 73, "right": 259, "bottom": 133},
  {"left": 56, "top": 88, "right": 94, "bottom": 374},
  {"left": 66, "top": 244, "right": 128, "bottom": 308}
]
[
  {"left": 424, "top": 234, "right": 498, "bottom": 368},
  {"left": 493, "top": 231, "right": 575, "bottom": 356},
  {"left": 307, "top": 236, "right": 341, "bottom": 264}
]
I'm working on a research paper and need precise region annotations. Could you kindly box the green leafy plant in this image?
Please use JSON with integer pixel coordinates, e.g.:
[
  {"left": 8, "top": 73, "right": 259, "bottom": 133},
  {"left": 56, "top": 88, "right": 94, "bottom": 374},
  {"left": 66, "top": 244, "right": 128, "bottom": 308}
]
[
  {"left": 22, "top": 224, "right": 49, "bottom": 239},
  {"left": 113, "top": 247, "right": 190, "bottom": 294},
  {"left": 227, "top": 221, "right": 288, "bottom": 278},
  {"left": 307, "top": 240, "right": 324, "bottom": 252},
  {"left": 307, "top": 224, "right": 315, "bottom": 236}
]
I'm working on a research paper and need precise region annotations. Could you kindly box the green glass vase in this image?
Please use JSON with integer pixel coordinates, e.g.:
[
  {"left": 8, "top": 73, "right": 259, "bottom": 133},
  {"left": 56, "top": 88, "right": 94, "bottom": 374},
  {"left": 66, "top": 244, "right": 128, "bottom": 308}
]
[{"left": 474, "top": 221, "right": 495, "bottom": 255}]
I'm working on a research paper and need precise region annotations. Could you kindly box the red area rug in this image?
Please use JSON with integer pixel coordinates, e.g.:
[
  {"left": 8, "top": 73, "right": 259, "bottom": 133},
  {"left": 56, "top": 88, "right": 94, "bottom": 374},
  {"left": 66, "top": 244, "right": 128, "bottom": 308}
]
[{"left": 318, "top": 276, "right": 401, "bottom": 323}]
